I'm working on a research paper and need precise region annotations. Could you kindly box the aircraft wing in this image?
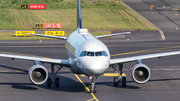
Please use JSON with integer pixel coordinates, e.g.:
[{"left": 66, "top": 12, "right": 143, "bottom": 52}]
[
  {"left": 26, "top": 33, "right": 68, "bottom": 40},
  {"left": 96, "top": 32, "right": 130, "bottom": 39},
  {"left": 110, "top": 51, "right": 180, "bottom": 64},
  {"left": 0, "top": 53, "right": 70, "bottom": 67}
]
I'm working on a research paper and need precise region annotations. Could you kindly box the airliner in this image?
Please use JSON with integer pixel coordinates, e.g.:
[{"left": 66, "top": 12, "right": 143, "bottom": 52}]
[{"left": 0, "top": 0, "right": 180, "bottom": 93}]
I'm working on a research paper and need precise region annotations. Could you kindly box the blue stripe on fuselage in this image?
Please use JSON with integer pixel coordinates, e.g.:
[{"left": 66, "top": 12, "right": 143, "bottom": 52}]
[{"left": 79, "top": 18, "right": 82, "bottom": 29}]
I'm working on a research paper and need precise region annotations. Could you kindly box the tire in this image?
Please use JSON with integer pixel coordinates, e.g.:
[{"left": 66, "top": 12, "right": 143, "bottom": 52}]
[
  {"left": 89, "top": 85, "right": 96, "bottom": 93},
  {"left": 55, "top": 78, "right": 59, "bottom": 88},
  {"left": 47, "top": 78, "right": 51, "bottom": 87},
  {"left": 122, "top": 77, "right": 126, "bottom": 87},
  {"left": 93, "top": 86, "right": 96, "bottom": 93},
  {"left": 114, "top": 77, "right": 119, "bottom": 87}
]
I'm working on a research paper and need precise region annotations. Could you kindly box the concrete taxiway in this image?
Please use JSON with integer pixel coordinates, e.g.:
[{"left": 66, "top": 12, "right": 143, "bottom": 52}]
[{"left": 0, "top": 39, "right": 180, "bottom": 101}]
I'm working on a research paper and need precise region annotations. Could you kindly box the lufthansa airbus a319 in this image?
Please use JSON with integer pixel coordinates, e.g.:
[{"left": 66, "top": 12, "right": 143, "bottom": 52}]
[{"left": 0, "top": 0, "right": 180, "bottom": 93}]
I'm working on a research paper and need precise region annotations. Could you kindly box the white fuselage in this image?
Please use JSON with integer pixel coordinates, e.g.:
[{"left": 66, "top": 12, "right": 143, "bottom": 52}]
[{"left": 65, "top": 29, "right": 110, "bottom": 77}]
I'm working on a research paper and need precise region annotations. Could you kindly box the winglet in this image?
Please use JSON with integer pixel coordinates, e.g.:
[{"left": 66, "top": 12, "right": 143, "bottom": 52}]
[{"left": 77, "top": 0, "right": 82, "bottom": 30}]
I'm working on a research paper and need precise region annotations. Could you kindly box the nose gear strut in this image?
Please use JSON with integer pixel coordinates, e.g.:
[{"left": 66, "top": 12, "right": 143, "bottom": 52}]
[{"left": 88, "top": 76, "right": 97, "bottom": 93}]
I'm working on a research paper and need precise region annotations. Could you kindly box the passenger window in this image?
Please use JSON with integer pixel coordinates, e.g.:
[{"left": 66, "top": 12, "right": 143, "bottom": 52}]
[
  {"left": 87, "top": 52, "right": 94, "bottom": 56},
  {"left": 80, "top": 51, "right": 86, "bottom": 57},
  {"left": 102, "top": 51, "right": 108, "bottom": 56},
  {"left": 95, "top": 52, "right": 102, "bottom": 56}
]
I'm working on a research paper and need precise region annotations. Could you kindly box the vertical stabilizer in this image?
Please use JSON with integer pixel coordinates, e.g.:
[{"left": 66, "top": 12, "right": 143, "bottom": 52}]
[{"left": 77, "top": 0, "right": 82, "bottom": 29}]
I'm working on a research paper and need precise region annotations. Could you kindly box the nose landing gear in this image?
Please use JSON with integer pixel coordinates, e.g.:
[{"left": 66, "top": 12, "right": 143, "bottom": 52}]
[{"left": 89, "top": 76, "right": 97, "bottom": 93}]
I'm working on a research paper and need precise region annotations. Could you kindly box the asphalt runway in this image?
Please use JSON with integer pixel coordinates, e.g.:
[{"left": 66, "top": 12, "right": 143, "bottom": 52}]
[
  {"left": 0, "top": 39, "right": 180, "bottom": 101},
  {"left": 0, "top": 0, "right": 179, "bottom": 100},
  {"left": 123, "top": 0, "right": 180, "bottom": 40}
]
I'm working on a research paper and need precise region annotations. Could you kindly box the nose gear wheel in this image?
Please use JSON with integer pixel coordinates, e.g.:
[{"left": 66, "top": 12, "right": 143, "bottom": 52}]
[{"left": 88, "top": 76, "right": 97, "bottom": 93}]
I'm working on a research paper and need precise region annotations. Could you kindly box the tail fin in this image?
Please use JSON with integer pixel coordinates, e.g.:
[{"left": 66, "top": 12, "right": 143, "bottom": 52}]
[{"left": 77, "top": 0, "right": 82, "bottom": 30}]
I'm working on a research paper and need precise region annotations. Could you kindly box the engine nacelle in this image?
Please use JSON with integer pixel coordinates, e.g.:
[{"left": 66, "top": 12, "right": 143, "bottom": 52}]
[
  {"left": 131, "top": 64, "right": 151, "bottom": 84},
  {"left": 29, "top": 65, "right": 48, "bottom": 85}
]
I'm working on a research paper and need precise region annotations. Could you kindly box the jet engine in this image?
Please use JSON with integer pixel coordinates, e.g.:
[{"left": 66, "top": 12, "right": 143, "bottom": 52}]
[
  {"left": 29, "top": 65, "right": 48, "bottom": 85},
  {"left": 131, "top": 64, "right": 151, "bottom": 84}
]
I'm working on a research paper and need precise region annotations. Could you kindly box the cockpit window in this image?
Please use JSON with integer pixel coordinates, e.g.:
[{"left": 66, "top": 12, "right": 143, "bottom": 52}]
[
  {"left": 102, "top": 51, "right": 108, "bottom": 56},
  {"left": 80, "top": 51, "right": 108, "bottom": 57},
  {"left": 95, "top": 51, "right": 102, "bottom": 56},
  {"left": 80, "top": 51, "right": 86, "bottom": 57},
  {"left": 87, "top": 52, "right": 94, "bottom": 56}
]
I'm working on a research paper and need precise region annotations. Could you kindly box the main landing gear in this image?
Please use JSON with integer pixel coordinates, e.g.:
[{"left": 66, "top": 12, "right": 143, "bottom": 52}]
[
  {"left": 47, "top": 64, "right": 62, "bottom": 87},
  {"left": 88, "top": 76, "right": 97, "bottom": 93},
  {"left": 112, "top": 64, "right": 126, "bottom": 87}
]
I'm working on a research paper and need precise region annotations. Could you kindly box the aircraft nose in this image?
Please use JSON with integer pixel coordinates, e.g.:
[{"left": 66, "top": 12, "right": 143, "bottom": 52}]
[{"left": 83, "top": 57, "right": 109, "bottom": 75}]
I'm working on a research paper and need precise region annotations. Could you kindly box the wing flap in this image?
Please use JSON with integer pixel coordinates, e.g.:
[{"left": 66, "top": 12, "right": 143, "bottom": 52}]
[
  {"left": 0, "top": 53, "right": 70, "bottom": 66},
  {"left": 110, "top": 51, "right": 180, "bottom": 64}
]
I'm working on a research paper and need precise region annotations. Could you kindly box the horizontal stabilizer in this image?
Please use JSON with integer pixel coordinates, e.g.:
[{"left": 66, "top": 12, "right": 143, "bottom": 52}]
[
  {"left": 25, "top": 33, "right": 68, "bottom": 40},
  {"left": 96, "top": 32, "right": 130, "bottom": 39}
]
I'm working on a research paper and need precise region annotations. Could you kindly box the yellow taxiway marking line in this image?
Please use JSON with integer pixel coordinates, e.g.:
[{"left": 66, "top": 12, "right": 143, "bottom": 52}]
[
  {"left": 111, "top": 46, "right": 180, "bottom": 57},
  {"left": 103, "top": 73, "right": 118, "bottom": 76},
  {"left": 0, "top": 69, "right": 176, "bottom": 73},
  {"left": 172, "top": 8, "right": 180, "bottom": 10},
  {"left": 48, "top": 70, "right": 70, "bottom": 72},
  {"left": 107, "top": 69, "right": 129, "bottom": 71},
  {"left": 15, "top": 70, "right": 23, "bottom": 72},
  {"left": 1, "top": 70, "right": 9, "bottom": 72},
  {"left": 74, "top": 74, "right": 99, "bottom": 101},
  {"left": 81, "top": 73, "right": 127, "bottom": 77},
  {"left": 122, "top": 73, "right": 126, "bottom": 76},
  {"left": 107, "top": 43, "right": 180, "bottom": 48},
  {"left": 122, "top": 69, "right": 128, "bottom": 71},
  {"left": 0, "top": 51, "right": 50, "bottom": 59},
  {"left": 150, "top": 69, "right": 158, "bottom": 71},
  {"left": 164, "top": 69, "right": 173, "bottom": 71}
]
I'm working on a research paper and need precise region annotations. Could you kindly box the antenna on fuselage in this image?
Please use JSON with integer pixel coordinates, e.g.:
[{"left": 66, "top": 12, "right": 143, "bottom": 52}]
[{"left": 77, "top": 0, "right": 82, "bottom": 30}]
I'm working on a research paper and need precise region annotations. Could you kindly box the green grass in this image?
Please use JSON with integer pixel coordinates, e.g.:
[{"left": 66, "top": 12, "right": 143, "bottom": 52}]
[
  {"left": 0, "top": 0, "right": 157, "bottom": 31},
  {"left": 0, "top": 0, "right": 127, "bottom": 9},
  {"left": 0, "top": 31, "right": 111, "bottom": 40}
]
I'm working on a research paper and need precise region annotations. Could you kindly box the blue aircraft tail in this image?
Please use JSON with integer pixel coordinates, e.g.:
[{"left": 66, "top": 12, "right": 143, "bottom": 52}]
[{"left": 77, "top": 0, "right": 82, "bottom": 29}]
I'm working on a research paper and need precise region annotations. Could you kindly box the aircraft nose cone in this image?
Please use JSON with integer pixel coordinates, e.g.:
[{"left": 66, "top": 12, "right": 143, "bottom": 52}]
[{"left": 82, "top": 57, "right": 109, "bottom": 75}]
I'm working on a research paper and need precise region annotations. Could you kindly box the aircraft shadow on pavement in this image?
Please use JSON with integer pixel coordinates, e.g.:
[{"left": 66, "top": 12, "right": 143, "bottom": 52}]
[
  {"left": 0, "top": 64, "right": 28, "bottom": 73},
  {"left": 0, "top": 75, "right": 85, "bottom": 92},
  {"left": 0, "top": 65, "right": 84, "bottom": 92},
  {"left": 1, "top": 65, "right": 180, "bottom": 92},
  {"left": 94, "top": 82, "right": 140, "bottom": 89},
  {"left": 149, "top": 78, "right": 180, "bottom": 82},
  {"left": 40, "top": 74, "right": 85, "bottom": 92},
  {"left": 126, "top": 78, "right": 180, "bottom": 83}
]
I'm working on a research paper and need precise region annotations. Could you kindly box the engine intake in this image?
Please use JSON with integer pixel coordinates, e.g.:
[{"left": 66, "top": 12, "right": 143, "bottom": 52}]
[
  {"left": 29, "top": 65, "right": 48, "bottom": 85},
  {"left": 131, "top": 64, "right": 150, "bottom": 84}
]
